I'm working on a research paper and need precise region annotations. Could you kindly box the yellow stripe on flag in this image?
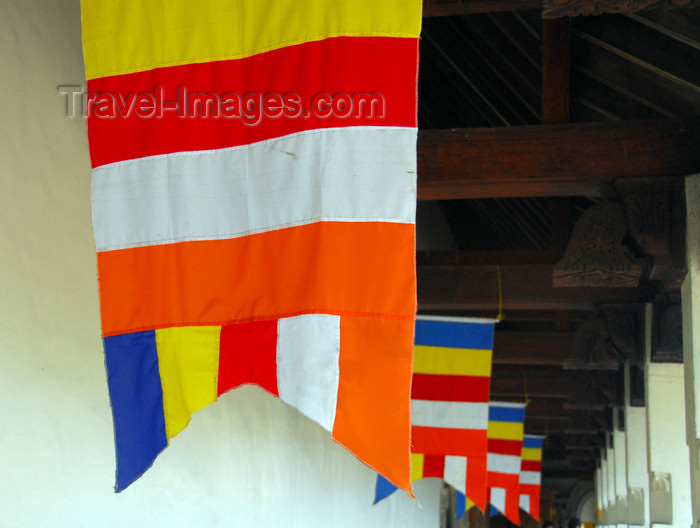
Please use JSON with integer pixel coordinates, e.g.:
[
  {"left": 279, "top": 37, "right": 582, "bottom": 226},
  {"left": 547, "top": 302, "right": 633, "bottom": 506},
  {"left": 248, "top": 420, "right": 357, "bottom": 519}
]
[
  {"left": 411, "top": 453, "right": 425, "bottom": 483},
  {"left": 81, "top": 0, "right": 423, "bottom": 79},
  {"left": 413, "top": 345, "right": 492, "bottom": 377},
  {"left": 155, "top": 326, "right": 221, "bottom": 440},
  {"left": 487, "top": 421, "right": 524, "bottom": 441},
  {"left": 521, "top": 447, "right": 542, "bottom": 461}
]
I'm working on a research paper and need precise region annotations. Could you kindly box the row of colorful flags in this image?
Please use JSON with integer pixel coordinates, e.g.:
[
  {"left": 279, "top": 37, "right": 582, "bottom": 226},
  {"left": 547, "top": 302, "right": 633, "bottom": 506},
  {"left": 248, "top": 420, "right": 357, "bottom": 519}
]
[
  {"left": 81, "top": 2, "right": 543, "bottom": 524},
  {"left": 374, "top": 317, "right": 544, "bottom": 525}
]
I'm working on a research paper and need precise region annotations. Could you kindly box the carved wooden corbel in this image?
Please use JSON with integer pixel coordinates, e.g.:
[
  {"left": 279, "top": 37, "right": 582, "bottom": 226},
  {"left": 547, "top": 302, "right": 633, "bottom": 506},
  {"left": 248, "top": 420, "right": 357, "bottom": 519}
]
[
  {"left": 600, "top": 304, "right": 644, "bottom": 366},
  {"left": 617, "top": 178, "right": 687, "bottom": 286},
  {"left": 554, "top": 202, "right": 646, "bottom": 287},
  {"left": 651, "top": 293, "right": 683, "bottom": 363},
  {"left": 565, "top": 316, "right": 620, "bottom": 370},
  {"left": 628, "top": 364, "right": 646, "bottom": 407}
]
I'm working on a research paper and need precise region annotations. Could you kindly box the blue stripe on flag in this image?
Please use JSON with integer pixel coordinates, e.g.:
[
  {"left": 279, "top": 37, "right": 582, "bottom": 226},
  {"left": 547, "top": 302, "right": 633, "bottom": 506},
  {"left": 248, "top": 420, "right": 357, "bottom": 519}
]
[
  {"left": 488, "top": 405, "right": 525, "bottom": 423},
  {"left": 415, "top": 319, "right": 494, "bottom": 350},
  {"left": 374, "top": 474, "right": 399, "bottom": 504},
  {"left": 523, "top": 436, "right": 544, "bottom": 449},
  {"left": 104, "top": 330, "right": 167, "bottom": 492},
  {"left": 456, "top": 491, "right": 466, "bottom": 519}
]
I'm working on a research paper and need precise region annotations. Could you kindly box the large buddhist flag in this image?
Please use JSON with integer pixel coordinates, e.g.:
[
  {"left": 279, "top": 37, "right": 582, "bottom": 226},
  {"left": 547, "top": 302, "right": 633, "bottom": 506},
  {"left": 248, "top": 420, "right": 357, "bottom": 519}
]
[
  {"left": 519, "top": 435, "right": 545, "bottom": 521},
  {"left": 375, "top": 316, "right": 495, "bottom": 511},
  {"left": 81, "top": 0, "right": 422, "bottom": 492},
  {"left": 487, "top": 402, "right": 526, "bottom": 525}
]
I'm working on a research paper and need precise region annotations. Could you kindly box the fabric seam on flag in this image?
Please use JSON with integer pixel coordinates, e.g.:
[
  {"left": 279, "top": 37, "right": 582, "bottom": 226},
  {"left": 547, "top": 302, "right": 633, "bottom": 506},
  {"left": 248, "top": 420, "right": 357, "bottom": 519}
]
[
  {"left": 102, "top": 311, "right": 416, "bottom": 339},
  {"left": 96, "top": 218, "right": 414, "bottom": 253}
]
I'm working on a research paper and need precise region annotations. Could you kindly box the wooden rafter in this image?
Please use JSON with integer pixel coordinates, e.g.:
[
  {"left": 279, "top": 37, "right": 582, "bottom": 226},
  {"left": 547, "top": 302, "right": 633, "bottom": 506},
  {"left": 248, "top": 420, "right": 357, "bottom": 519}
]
[
  {"left": 421, "top": 0, "right": 700, "bottom": 18},
  {"left": 417, "top": 119, "right": 700, "bottom": 200},
  {"left": 418, "top": 263, "right": 655, "bottom": 310},
  {"left": 493, "top": 331, "right": 575, "bottom": 365}
]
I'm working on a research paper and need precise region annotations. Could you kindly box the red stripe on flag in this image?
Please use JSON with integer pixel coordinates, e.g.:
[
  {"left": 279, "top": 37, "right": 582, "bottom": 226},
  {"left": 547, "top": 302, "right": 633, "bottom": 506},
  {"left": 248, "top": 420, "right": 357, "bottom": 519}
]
[
  {"left": 86, "top": 36, "right": 418, "bottom": 167},
  {"left": 411, "top": 425, "right": 487, "bottom": 457},
  {"left": 467, "top": 455, "right": 488, "bottom": 512},
  {"left": 411, "top": 373, "right": 490, "bottom": 402},
  {"left": 488, "top": 438, "right": 523, "bottom": 456},
  {"left": 487, "top": 471, "right": 519, "bottom": 489},
  {"left": 97, "top": 221, "right": 415, "bottom": 337},
  {"left": 218, "top": 320, "right": 278, "bottom": 397},
  {"left": 521, "top": 460, "right": 542, "bottom": 472},
  {"left": 422, "top": 454, "right": 445, "bottom": 478},
  {"left": 519, "top": 483, "right": 541, "bottom": 520}
]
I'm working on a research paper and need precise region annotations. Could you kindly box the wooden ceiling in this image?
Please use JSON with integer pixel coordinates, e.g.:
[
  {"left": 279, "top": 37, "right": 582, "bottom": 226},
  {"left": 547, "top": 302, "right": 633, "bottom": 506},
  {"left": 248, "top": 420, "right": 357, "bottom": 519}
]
[{"left": 415, "top": 0, "right": 700, "bottom": 505}]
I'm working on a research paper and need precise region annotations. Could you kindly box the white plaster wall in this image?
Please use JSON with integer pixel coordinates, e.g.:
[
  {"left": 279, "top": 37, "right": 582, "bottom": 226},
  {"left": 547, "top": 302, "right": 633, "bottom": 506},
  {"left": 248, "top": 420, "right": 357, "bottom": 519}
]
[
  {"left": 0, "top": 2, "right": 440, "bottom": 527},
  {"left": 684, "top": 174, "right": 700, "bottom": 527},
  {"left": 601, "top": 450, "right": 611, "bottom": 525},
  {"left": 596, "top": 467, "right": 604, "bottom": 525},
  {"left": 624, "top": 396, "right": 649, "bottom": 525},
  {"left": 613, "top": 427, "right": 628, "bottom": 527},
  {"left": 608, "top": 440, "right": 618, "bottom": 525},
  {"left": 646, "top": 300, "right": 693, "bottom": 527},
  {"left": 685, "top": 175, "right": 700, "bottom": 441},
  {"left": 578, "top": 491, "right": 598, "bottom": 524}
]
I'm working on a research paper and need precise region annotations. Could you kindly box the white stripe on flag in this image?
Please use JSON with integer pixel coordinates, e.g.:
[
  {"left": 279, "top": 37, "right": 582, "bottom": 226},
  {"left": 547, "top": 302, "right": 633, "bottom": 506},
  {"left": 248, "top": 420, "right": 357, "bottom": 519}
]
[
  {"left": 443, "top": 455, "right": 467, "bottom": 494},
  {"left": 411, "top": 400, "right": 488, "bottom": 429},
  {"left": 519, "top": 494, "right": 531, "bottom": 512},
  {"left": 520, "top": 471, "right": 541, "bottom": 485},
  {"left": 491, "top": 487, "right": 506, "bottom": 514},
  {"left": 277, "top": 314, "right": 340, "bottom": 432},
  {"left": 487, "top": 453, "right": 521, "bottom": 474},
  {"left": 92, "top": 127, "right": 417, "bottom": 251}
]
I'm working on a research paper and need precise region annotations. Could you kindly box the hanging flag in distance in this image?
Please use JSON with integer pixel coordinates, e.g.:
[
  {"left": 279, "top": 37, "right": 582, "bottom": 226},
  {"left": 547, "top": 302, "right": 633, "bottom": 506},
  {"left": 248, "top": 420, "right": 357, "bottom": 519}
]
[
  {"left": 487, "top": 401, "right": 527, "bottom": 525},
  {"left": 519, "top": 435, "right": 545, "bottom": 521},
  {"left": 81, "top": 0, "right": 422, "bottom": 492},
  {"left": 375, "top": 316, "right": 496, "bottom": 513}
]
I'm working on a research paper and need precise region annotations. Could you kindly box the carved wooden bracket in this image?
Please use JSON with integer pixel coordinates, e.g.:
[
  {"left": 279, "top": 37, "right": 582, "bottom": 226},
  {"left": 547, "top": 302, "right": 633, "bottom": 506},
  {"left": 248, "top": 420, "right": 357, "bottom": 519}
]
[
  {"left": 651, "top": 293, "right": 683, "bottom": 363},
  {"left": 623, "top": 190, "right": 671, "bottom": 260},
  {"left": 565, "top": 372, "right": 621, "bottom": 410},
  {"left": 565, "top": 316, "right": 620, "bottom": 370},
  {"left": 617, "top": 408, "right": 625, "bottom": 431},
  {"left": 601, "top": 304, "right": 644, "bottom": 365},
  {"left": 554, "top": 202, "right": 646, "bottom": 287},
  {"left": 628, "top": 364, "right": 646, "bottom": 407},
  {"left": 564, "top": 411, "right": 610, "bottom": 434},
  {"left": 618, "top": 178, "right": 687, "bottom": 287},
  {"left": 542, "top": 0, "right": 700, "bottom": 18}
]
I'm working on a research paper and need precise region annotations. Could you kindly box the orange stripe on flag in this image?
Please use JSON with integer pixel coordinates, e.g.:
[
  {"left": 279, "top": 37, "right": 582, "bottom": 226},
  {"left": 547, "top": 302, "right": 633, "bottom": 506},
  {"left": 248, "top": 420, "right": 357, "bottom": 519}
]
[
  {"left": 334, "top": 315, "right": 414, "bottom": 494},
  {"left": 97, "top": 221, "right": 415, "bottom": 336}
]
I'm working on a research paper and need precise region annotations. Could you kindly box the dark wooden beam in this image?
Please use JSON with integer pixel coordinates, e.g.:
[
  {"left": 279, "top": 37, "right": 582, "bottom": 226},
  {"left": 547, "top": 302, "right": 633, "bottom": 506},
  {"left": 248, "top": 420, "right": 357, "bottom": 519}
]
[
  {"left": 542, "top": 18, "right": 571, "bottom": 123},
  {"left": 417, "top": 249, "right": 556, "bottom": 266},
  {"left": 418, "top": 263, "right": 655, "bottom": 311},
  {"left": 527, "top": 419, "right": 604, "bottom": 435},
  {"left": 520, "top": 398, "right": 607, "bottom": 420},
  {"left": 421, "top": 0, "right": 700, "bottom": 18},
  {"left": 542, "top": 0, "right": 700, "bottom": 18},
  {"left": 493, "top": 331, "right": 574, "bottom": 365},
  {"left": 490, "top": 368, "right": 620, "bottom": 401},
  {"left": 417, "top": 119, "right": 700, "bottom": 200},
  {"left": 422, "top": 0, "right": 540, "bottom": 17},
  {"left": 542, "top": 466, "right": 595, "bottom": 478}
]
